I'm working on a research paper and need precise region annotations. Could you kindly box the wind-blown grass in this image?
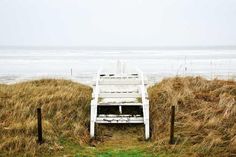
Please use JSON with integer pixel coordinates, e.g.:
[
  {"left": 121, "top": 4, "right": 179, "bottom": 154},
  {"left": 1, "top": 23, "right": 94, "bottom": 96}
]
[
  {"left": 1, "top": 77, "right": 236, "bottom": 156},
  {"left": 0, "top": 79, "right": 92, "bottom": 156},
  {"left": 148, "top": 76, "right": 236, "bottom": 156}
]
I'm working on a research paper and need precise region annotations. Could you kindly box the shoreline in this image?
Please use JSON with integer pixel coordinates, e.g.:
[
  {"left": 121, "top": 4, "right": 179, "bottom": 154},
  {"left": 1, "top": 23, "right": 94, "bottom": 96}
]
[{"left": 0, "top": 73, "right": 235, "bottom": 86}]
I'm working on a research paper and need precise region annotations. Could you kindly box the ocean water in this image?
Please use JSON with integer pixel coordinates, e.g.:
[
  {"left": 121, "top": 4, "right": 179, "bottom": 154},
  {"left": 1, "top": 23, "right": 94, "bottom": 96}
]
[{"left": 0, "top": 49, "right": 236, "bottom": 85}]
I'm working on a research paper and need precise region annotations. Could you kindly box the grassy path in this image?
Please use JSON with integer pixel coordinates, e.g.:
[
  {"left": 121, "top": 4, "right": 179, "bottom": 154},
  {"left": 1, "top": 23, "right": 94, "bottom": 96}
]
[{"left": 51, "top": 125, "right": 157, "bottom": 157}]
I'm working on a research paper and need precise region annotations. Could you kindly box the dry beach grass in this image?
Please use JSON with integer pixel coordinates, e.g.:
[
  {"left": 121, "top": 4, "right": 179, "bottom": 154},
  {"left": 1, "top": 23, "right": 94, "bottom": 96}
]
[
  {"left": 0, "top": 79, "right": 92, "bottom": 156},
  {"left": 148, "top": 76, "right": 236, "bottom": 156},
  {"left": 0, "top": 77, "right": 236, "bottom": 156}
]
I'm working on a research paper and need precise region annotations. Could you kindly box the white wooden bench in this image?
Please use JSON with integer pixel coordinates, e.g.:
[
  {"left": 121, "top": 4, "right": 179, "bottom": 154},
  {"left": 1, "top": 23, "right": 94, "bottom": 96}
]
[{"left": 90, "top": 63, "right": 150, "bottom": 139}]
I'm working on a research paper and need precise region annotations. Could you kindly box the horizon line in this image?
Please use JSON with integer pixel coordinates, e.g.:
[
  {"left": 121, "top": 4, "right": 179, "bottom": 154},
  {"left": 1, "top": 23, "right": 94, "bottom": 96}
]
[{"left": 0, "top": 45, "right": 236, "bottom": 50}]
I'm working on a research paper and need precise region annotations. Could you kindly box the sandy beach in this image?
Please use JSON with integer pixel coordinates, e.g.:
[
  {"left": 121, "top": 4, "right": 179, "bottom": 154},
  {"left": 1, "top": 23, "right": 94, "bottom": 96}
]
[{"left": 1, "top": 49, "right": 236, "bottom": 85}]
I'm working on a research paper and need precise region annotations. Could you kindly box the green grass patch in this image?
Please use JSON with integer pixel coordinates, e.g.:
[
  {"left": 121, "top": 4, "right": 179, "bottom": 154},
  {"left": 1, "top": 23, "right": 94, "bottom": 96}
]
[{"left": 76, "top": 149, "right": 153, "bottom": 157}]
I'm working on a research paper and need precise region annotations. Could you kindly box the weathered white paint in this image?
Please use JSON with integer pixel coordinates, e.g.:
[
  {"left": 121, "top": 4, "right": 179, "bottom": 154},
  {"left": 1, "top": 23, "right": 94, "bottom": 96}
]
[
  {"left": 90, "top": 63, "right": 150, "bottom": 139},
  {"left": 98, "top": 103, "right": 143, "bottom": 106}
]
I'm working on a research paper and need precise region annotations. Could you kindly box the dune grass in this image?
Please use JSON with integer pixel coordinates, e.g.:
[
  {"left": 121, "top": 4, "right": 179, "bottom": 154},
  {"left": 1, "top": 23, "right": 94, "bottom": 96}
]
[
  {"left": 1, "top": 77, "right": 236, "bottom": 156},
  {"left": 0, "top": 79, "right": 92, "bottom": 156},
  {"left": 148, "top": 76, "right": 236, "bottom": 156}
]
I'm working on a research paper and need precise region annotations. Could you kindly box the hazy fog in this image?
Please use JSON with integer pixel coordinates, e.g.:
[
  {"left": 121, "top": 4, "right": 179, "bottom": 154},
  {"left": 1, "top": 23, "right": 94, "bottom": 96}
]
[{"left": 0, "top": 0, "right": 236, "bottom": 47}]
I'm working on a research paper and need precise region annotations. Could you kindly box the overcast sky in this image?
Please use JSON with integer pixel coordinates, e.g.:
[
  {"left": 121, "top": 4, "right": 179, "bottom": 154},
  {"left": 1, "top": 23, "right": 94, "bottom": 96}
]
[{"left": 0, "top": 0, "right": 236, "bottom": 47}]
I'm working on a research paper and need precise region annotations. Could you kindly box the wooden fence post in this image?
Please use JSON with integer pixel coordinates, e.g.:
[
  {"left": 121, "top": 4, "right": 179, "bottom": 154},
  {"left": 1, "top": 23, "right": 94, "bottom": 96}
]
[
  {"left": 169, "top": 105, "right": 175, "bottom": 144},
  {"left": 37, "top": 108, "right": 43, "bottom": 144}
]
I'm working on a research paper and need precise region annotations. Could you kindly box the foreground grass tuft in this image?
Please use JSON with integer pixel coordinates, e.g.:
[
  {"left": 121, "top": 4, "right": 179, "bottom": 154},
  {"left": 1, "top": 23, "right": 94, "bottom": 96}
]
[
  {"left": 148, "top": 76, "right": 236, "bottom": 156},
  {"left": 0, "top": 79, "right": 92, "bottom": 156}
]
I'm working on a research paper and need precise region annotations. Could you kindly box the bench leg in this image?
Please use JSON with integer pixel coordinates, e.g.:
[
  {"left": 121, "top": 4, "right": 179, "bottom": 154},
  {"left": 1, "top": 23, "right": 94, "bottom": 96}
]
[
  {"left": 145, "top": 119, "right": 150, "bottom": 139},
  {"left": 90, "top": 121, "right": 95, "bottom": 137},
  {"left": 90, "top": 103, "right": 96, "bottom": 138},
  {"left": 143, "top": 102, "right": 150, "bottom": 140}
]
